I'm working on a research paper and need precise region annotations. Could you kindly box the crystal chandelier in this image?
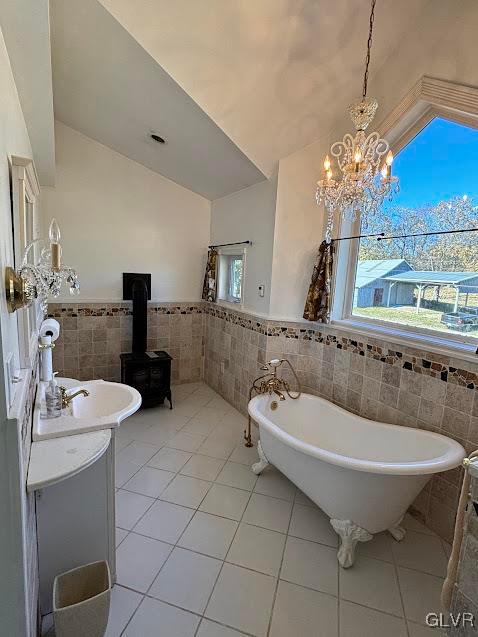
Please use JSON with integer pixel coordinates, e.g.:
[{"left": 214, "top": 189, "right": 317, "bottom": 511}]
[
  {"left": 6, "top": 218, "right": 80, "bottom": 313},
  {"left": 316, "top": 0, "right": 399, "bottom": 234}
]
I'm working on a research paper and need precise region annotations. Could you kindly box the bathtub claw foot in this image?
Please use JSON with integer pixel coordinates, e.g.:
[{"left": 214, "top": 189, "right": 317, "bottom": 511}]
[
  {"left": 252, "top": 441, "right": 269, "bottom": 475},
  {"left": 388, "top": 524, "right": 406, "bottom": 542},
  {"left": 331, "top": 519, "right": 373, "bottom": 568}
]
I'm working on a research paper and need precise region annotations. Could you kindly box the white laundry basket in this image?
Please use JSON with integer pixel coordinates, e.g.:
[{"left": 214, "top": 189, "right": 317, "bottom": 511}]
[{"left": 53, "top": 560, "right": 111, "bottom": 637}]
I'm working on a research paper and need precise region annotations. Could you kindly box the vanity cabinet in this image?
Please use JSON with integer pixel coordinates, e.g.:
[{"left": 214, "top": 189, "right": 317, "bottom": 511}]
[{"left": 34, "top": 436, "right": 115, "bottom": 615}]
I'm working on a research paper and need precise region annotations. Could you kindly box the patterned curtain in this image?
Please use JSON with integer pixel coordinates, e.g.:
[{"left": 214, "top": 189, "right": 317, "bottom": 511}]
[
  {"left": 202, "top": 248, "right": 218, "bottom": 302},
  {"left": 303, "top": 240, "right": 335, "bottom": 323}
]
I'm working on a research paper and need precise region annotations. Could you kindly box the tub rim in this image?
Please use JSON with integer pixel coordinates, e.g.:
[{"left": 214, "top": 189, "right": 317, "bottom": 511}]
[{"left": 248, "top": 392, "right": 465, "bottom": 476}]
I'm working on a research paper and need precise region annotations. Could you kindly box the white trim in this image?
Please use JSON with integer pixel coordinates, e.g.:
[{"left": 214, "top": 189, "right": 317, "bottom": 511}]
[
  {"left": 216, "top": 299, "right": 244, "bottom": 311},
  {"left": 331, "top": 319, "right": 478, "bottom": 363},
  {"left": 331, "top": 75, "right": 478, "bottom": 359},
  {"left": 378, "top": 76, "right": 478, "bottom": 141},
  {"left": 47, "top": 298, "right": 205, "bottom": 305},
  {"left": 346, "top": 309, "right": 478, "bottom": 346},
  {"left": 216, "top": 245, "right": 247, "bottom": 309},
  {"left": 11, "top": 156, "right": 41, "bottom": 369}
]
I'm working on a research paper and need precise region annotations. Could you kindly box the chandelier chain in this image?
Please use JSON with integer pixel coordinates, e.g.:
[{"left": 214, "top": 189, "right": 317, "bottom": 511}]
[
  {"left": 316, "top": 0, "right": 399, "bottom": 226},
  {"left": 362, "top": 0, "right": 377, "bottom": 99}
]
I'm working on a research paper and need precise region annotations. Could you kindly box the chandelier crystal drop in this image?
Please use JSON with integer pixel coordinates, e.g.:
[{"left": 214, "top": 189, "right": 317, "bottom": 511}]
[
  {"left": 316, "top": 0, "right": 399, "bottom": 235},
  {"left": 18, "top": 219, "right": 80, "bottom": 312}
]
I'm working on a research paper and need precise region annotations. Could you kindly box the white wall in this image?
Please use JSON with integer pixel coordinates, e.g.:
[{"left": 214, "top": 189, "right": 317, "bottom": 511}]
[
  {"left": 0, "top": 0, "right": 55, "bottom": 184},
  {"left": 268, "top": 0, "right": 478, "bottom": 322},
  {"left": 0, "top": 25, "right": 37, "bottom": 637},
  {"left": 0, "top": 30, "right": 33, "bottom": 389},
  {"left": 371, "top": 0, "right": 478, "bottom": 127},
  {"left": 269, "top": 140, "right": 325, "bottom": 320},
  {"left": 211, "top": 176, "right": 277, "bottom": 316},
  {"left": 41, "top": 122, "right": 211, "bottom": 302}
]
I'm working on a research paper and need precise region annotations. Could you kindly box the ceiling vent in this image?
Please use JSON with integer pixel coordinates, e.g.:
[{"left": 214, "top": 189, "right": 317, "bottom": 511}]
[{"left": 150, "top": 133, "right": 166, "bottom": 144}]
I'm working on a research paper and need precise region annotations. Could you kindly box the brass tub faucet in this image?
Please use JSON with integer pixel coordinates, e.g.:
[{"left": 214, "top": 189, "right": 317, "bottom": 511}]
[{"left": 245, "top": 358, "right": 301, "bottom": 447}]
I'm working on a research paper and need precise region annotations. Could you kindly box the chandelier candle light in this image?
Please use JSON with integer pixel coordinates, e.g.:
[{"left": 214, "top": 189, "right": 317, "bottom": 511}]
[{"left": 317, "top": 0, "right": 399, "bottom": 237}]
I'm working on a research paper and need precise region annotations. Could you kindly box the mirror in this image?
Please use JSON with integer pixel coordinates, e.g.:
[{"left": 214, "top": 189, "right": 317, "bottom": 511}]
[{"left": 11, "top": 156, "right": 42, "bottom": 368}]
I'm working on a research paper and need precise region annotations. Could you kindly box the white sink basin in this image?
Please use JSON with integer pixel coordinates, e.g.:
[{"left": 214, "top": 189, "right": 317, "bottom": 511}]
[
  {"left": 33, "top": 380, "right": 142, "bottom": 441},
  {"left": 71, "top": 381, "right": 138, "bottom": 419}
]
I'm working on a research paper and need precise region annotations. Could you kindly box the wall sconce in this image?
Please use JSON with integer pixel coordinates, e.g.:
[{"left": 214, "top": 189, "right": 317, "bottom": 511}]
[{"left": 6, "top": 219, "right": 80, "bottom": 313}]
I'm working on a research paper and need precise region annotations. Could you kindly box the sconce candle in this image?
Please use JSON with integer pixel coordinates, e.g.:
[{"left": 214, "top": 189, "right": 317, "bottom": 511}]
[
  {"left": 49, "top": 218, "right": 62, "bottom": 272},
  {"left": 5, "top": 217, "right": 80, "bottom": 313}
]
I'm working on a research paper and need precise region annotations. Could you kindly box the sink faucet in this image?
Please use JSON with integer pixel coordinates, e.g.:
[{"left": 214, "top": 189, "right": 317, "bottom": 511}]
[{"left": 59, "top": 386, "right": 90, "bottom": 409}]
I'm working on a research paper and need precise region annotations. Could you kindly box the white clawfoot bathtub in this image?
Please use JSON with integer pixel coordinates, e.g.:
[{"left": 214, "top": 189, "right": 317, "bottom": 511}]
[{"left": 248, "top": 392, "right": 465, "bottom": 568}]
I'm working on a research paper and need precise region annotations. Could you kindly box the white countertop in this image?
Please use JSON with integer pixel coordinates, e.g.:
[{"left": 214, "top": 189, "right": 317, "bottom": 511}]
[
  {"left": 27, "top": 429, "right": 111, "bottom": 492},
  {"left": 33, "top": 379, "right": 141, "bottom": 441}
]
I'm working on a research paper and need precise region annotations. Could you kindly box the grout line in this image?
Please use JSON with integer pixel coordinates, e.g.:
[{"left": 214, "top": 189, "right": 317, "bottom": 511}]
[
  {"left": 115, "top": 528, "right": 129, "bottom": 549},
  {"left": 115, "top": 382, "right": 447, "bottom": 636},
  {"left": 118, "top": 460, "right": 446, "bottom": 566},
  {"left": 196, "top": 617, "right": 252, "bottom": 636},
  {"left": 116, "top": 401, "right": 208, "bottom": 531},
  {"left": 140, "top": 421, "right": 238, "bottom": 606},
  {"left": 117, "top": 564, "right": 413, "bottom": 631},
  {"left": 118, "top": 592, "right": 144, "bottom": 636},
  {"left": 121, "top": 588, "right": 259, "bottom": 637},
  {"left": 120, "top": 469, "right": 176, "bottom": 498},
  {"left": 266, "top": 482, "right": 297, "bottom": 636},
  {"left": 119, "top": 383, "right": 219, "bottom": 636},
  {"left": 192, "top": 431, "right": 257, "bottom": 634},
  {"left": 339, "top": 597, "right": 413, "bottom": 622},
  {"left": 389, "top": 528, "right": 412, "bottom": 637}
]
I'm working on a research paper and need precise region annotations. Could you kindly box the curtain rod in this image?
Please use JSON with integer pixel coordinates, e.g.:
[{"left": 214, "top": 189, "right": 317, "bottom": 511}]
[
  {"left": 332, "top": 227, "right": 478, "bottom": 242},
  {"left": 208, "top": 240, "right": 252, "bottom": 249}
]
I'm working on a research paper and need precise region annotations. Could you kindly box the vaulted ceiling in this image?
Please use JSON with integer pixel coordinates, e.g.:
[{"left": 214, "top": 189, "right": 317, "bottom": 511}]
[
  {"left": 98, "top": 0, "right": 431, "bottom": 177},
  {"left": 49, "top": 0, "right": 265, "bottom": 199},
  {"left": 50, "top": 0, "right": 431, "bottom": 198}
]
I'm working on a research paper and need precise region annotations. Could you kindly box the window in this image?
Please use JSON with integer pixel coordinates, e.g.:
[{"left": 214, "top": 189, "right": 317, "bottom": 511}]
[
  {"left": 217, "top": 249, "right": 245, "bottom": 305},
  {"left": 334, "top": 112, "right": 478, "bottom": 351},
  {"left": 351, "top": 117, "right": 478, "bottom": 344}
]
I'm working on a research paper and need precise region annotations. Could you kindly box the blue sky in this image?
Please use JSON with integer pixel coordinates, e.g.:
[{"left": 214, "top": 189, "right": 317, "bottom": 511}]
[{"left": 389, "top": 117, "right": 478, "bottom": 208}]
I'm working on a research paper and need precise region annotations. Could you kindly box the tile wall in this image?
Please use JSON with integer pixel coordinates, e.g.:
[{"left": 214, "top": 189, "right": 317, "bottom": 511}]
[
  {"left": 48, "top": 302, "right": 204, "bottom": 384},
  {"left": 203, "top": 303, "right": 478, "bottom": 542},
  {"left": 49, "top": 299, "right": 478, "bottom": 542}
]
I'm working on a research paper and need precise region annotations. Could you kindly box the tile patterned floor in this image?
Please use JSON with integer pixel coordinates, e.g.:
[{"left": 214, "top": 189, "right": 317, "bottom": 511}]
[{"left": 43, "top": 382, "right": 450, "bottom": 637}]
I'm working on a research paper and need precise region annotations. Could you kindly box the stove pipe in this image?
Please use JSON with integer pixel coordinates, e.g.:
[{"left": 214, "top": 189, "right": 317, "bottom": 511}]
[
  {"left": 132, "top": 278, "right": 148, "bottom": 354},
  {"left": 123, "top": 272, "right": 151, "bottom": 355}
]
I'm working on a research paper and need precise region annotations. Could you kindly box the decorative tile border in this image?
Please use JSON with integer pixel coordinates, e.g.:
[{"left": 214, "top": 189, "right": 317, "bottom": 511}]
[
  {"left": 206, "top": 303, "right": 268, "bottom": 333},
  {"left": 48, "top": 302, "right": 204, "bottom": 318},
  {"left": 204, "top": 302, "right": 478, "bottom": 390},
  {"left": 48, "top": 300, "right": 478, "bottom": 388},
  {"left": 204, "top": 302, "right": 478, "bottom": 543},
  {"left": 48, "top": 301, "right": 204, "bottom": 385}
]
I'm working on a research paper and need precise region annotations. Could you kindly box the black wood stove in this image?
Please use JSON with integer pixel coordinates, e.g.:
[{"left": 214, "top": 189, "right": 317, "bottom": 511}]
[{"left": 120, "top": 273, "right": 172, "bottom": 409}]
